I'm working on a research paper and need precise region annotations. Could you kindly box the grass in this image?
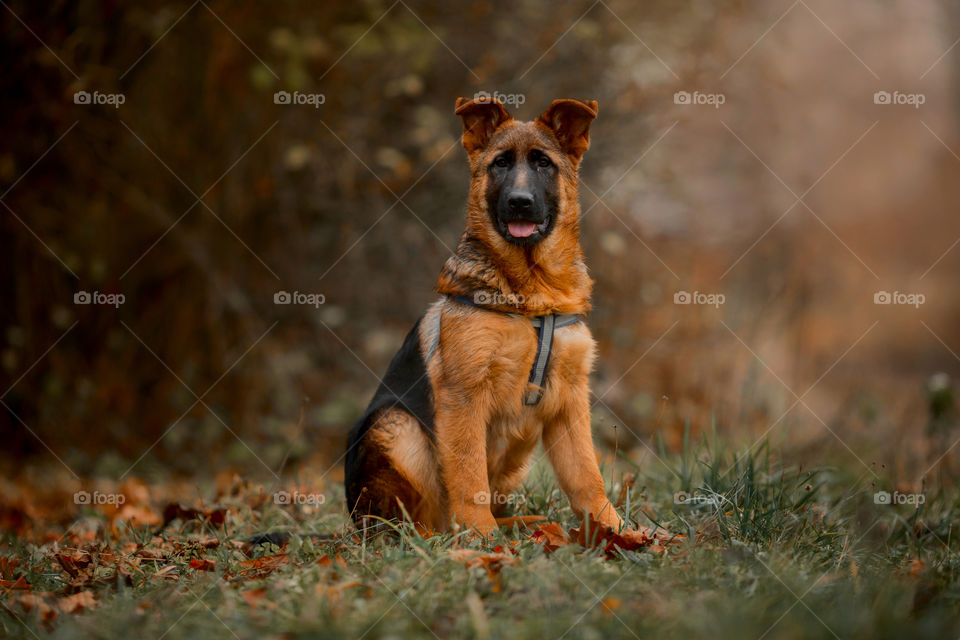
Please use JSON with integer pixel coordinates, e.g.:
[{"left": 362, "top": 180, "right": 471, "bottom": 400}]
[{"left": 2, "top": 434, "right": 959, "bottom": 640}]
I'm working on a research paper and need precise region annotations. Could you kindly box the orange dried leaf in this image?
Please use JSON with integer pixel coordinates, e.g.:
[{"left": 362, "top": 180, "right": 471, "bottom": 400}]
[
  {"left": 57, "top": 590, "right": 97, "bottom": 614},
  {"left": 113, "top": 504, "right": 161, "bottom": 526},
  {"left": 446, "top": 549, "right": 516, "bottom": 584},
  {"left": 161, "top": 503, "right": 228, "bottom": 528},
  {"left": 0, "top": 557, "right": 20, "bottom": 578},
  {"left": 316, "top": 580, "right": 362, "bottom": 603},
  {"left": 530, "top": 522, "right": 570, "bottom": 553},
  {"left": 0, "top": 576, "right": 31, "bottom": 590},
  {"left": 241, "top": 588, "right": 267, "bottom": 608},
  {"left": 189, "top": 558, "right": 216, "bottom": 572},
  {"left": 20, "top": 592, "right": 57, "bottom": 622},
  {"left": 601, "top": 597, "right": 621, "bottom": 614},
  {"left": 568, "top": 518, "right": 684, "bottom": 559},
  {"left": 232, "top": 553, "right": 289, "bottom": 580}
]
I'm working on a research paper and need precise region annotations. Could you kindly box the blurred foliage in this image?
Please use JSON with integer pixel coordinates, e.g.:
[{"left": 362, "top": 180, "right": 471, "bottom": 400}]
[
  {"left": 3, "top": 0, "right": 960, "bottom": 480},
  {"left": 1, "top": 0, "right": 710, "bottom": 473}
]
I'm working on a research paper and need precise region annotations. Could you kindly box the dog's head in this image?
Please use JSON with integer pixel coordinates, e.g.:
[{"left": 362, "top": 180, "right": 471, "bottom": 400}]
[{"left": 455, "top": 96, "right": 598, "bottom": 247}]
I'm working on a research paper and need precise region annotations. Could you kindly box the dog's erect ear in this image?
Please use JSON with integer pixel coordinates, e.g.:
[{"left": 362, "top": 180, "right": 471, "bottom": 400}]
[
  {"left": 455, "top": 96, "right": 513, "bottom": 153},
  {"left": 536, "top": 99, "right": 599, "bottom": 163}
]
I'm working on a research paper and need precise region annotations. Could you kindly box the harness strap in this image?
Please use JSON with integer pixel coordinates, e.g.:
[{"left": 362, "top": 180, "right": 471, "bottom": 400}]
[
  {"left": 525, "top": 313, "right": 555, "bottom": 405},
  {"left": 445, "top": 295, "right": 581, "bottom": 405}
]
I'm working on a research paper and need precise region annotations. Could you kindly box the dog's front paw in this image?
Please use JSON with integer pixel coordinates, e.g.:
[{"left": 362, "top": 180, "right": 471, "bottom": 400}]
[{"left": 454, "top": 510, "right": 498, "bottom": 540}]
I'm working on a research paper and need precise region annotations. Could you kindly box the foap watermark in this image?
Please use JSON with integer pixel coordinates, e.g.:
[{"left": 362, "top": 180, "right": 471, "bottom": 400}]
[
  {"left": 74, "top": 291, "right": 125, "bottom": 308},
  {"left": 473, "top": 90, "right": 525, "bottom": 107},
  {"left": 674, "top": 90, "right": 725, "bottom": 109},
  {"left": 873, "top": 90, "right": 925, "bottom": 108},
  {"left": 874, "top": 490, "right": 924, "bottom": 506},
  {"left": 274, "top": 290, "right": 325, "bottom": 308},
  {"left": 473, "top": 491, "right": 526, "bottom": 506},
  {"left": 274, "top": 90, "right": 325, "bottom": 108},
  {"left": 274, "top": 490, "right": 326, "bottom": 506},
  {"left": 474, "top": 290, "right": 525, "bottom": 307},
  {"left": 874, "top": 291, "right": 925, "bottom": 308},
  {"left": 674, "top": 290, "right": 725, "bottom": 308},
  {"left": 674, "top": 490, "right": 722, "bottom": 507},
  {"left": 74, "top": 490, "right": 126, "bottom": 506},
  {"left": 74, "top": 90, "right": 126, "bottom": 108}
]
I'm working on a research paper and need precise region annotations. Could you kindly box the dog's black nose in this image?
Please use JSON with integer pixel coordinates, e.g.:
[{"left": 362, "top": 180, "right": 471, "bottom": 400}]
[{"left": 507, "top": 191, "right": 534, "bottom": 213}]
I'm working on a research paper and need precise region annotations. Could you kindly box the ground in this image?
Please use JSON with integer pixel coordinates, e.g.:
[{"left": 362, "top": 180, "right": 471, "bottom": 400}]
[{"left": 1, "top": 438, "right": 958, "bottom": 639}]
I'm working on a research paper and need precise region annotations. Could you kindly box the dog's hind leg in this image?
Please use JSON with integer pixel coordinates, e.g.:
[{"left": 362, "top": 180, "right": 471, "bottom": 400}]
[{"left": 351, "top": 409, "right": 444, "bottom": 531}]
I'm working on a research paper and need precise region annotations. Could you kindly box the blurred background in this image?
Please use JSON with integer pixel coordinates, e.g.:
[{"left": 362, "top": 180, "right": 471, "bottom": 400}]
[{"left": 2, "top": 0, "right": 959, "bottom": 491}]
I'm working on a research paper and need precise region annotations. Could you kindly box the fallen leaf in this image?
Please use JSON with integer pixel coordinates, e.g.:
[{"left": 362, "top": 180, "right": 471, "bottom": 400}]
[
  {"left": 113, "top": 504, "right": 161, "bottom": 526},
  {"left": 530, "top": 522, "right": 570, "bottom": 553},
  {"left": 19, "top": 592, "right": 57, "bottom": 622},
  {"left": 161, "top": 503, "right": 227, "bottom": 529},
  {"left": 198, "top": 536, "right": 221, "bottom": 549},
  {"left": 0, "top": 576, "right": 31, "bottom": 589},
  {"left": 231, "top": 554, "right": 289, "bottom": 580},
  {"left": 0, "top": 557, "right": 20, "bottom": 578},
  {"left": 567, "top": 518, "right": 685, "bottom": 559},
  {"left": 152, "top": 564, "right": 179, "bottom": 581},
  {"left": 118, "top": 478, "right": 151, "bottom": 505},
  {"left": 446, "top": 549, "right": 516, "bottom": 590},
  {"left": 601, "top": 597, "right": 621, "bottom": 614},
  {"left": 189, "top": 558, "right": 216, "bottom": 572},
  {"left": 316, "top": 580, "right": 362, "bottom": 603},
  {"left": 56, "top": 551, "right": 92, "bottom": 577},
  {"left": 241, "top": 588, "right": 266, "bottom": 608},
  {"left": 57, "top": 591, "right": 96, "bottom": 614},
  {"left": 137, "top": 547, "right": 167, "bottom": 560}
]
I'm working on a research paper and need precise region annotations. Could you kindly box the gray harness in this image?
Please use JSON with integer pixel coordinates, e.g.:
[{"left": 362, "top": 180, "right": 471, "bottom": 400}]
[{"left": 428, "top": 295, "right": 582, "bottom": 405}]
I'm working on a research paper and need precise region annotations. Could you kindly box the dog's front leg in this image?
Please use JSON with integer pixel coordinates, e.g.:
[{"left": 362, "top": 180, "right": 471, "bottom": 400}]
[
  {"left": 543, "top": 388, "right": 624, "bottom": 530},
  {"left": 434, "top": 395, "right": 497, "bottom": 535}
]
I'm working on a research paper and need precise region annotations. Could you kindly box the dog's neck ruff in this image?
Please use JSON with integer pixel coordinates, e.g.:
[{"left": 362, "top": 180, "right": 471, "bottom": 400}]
[{"left": 446, "top": 294, "right": 581, "bottom": 405}]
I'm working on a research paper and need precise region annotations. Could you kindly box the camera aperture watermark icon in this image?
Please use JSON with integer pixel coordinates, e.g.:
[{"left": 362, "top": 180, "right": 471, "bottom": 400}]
[
  {"left": 74, "top": 90, "right": 125, "bottom": 108},
  {"left": 674, "top": 290, "right": 725, "bottom": 308},
  {"left": 874, "top": 291, "right": 924, "bottom": 308},
  {"left": 74, "top": 291, "right": 125, "bottom": 308},
  {"left": 473, "top": 491, "right": 526, "bottom": 506},
  {"left": 274, "top": 290, "right": 325, "bottom": 308},
  {"left": 674, "top": 490, "right": 722, "bottom": 507},
  {"left": 474, "top": 290, "right": 525, "bottom": 307},
  {"left": 473, "top": 90, "right": 525, "bottom": 107},
  {"left": 274, "top": 490, "right": 325, "bottom": 506},
  {"left": 873, "top": 90, "right": 925, "bottom": 108},
  {"left": 74, "top": 490, "right": 126, "bottom": 506},
  {"left": 874, "top": 490, "right": 924, "bottom": 506},
  {"left": 274, "top": 90, "right": 325, "bottom": 108},
  {"left": 674, "top": 90, "right": 725, "bottom": 109}
]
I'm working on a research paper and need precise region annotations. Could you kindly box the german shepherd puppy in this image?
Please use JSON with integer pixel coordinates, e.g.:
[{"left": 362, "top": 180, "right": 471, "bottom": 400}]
[{"left": 345, "top": 96, "right": 623, "bottom": 536}]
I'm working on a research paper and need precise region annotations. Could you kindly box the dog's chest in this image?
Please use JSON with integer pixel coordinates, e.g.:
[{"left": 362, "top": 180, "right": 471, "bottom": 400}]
[
  {"left": 430, "top": 303, "right": 595, "bottom": 411},
  {"left": 488, "top": 319, "right": 596, "bottom": 418},
  {"left": 484, "top": 322, "right": 595, "bottom": 471}
]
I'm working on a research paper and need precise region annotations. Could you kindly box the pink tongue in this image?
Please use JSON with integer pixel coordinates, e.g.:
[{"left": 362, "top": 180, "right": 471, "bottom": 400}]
[{"left": 507, "top": 221, "right": 537, "bottom": 238}]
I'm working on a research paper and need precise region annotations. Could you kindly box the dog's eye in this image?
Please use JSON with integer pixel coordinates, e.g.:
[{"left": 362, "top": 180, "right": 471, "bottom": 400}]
[
  {"left": 536, "top": 155, "right": 552, "bottom": 168},
  {"left": 494, "top": 156, "right": 510, "bottom": 168}
]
